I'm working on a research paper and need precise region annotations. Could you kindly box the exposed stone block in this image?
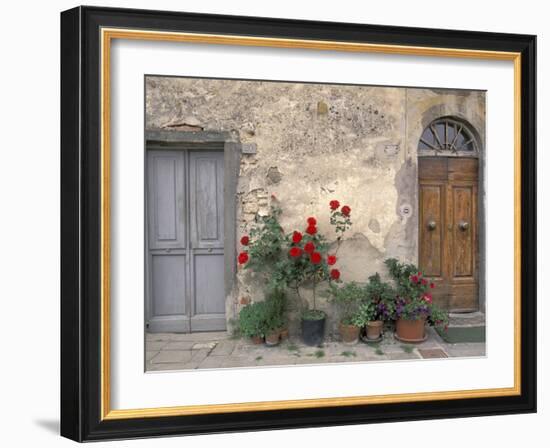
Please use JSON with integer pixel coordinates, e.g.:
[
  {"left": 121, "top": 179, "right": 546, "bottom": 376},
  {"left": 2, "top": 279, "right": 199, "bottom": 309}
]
[{"left": 266, "top": 166, "right": 283, "bottom": 184}]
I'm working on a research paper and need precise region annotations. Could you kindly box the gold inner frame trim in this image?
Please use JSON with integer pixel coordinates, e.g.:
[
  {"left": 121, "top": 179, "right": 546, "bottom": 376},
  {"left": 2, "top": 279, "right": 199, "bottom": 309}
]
[{"left": 100, "top": 27, "right": 522, "bottom": 421}]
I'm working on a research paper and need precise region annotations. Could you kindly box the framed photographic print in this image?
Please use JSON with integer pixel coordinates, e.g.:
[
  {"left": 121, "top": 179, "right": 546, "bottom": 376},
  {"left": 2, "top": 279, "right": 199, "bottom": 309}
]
[{"left": 60, "top": 6, "right": 537, "bottom": 442}]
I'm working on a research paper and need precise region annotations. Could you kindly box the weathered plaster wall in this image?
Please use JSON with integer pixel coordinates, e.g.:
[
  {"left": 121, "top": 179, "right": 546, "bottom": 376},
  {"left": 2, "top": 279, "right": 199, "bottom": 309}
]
[{"left": 145, "top": 77, "right": 486, "bottom": 333}]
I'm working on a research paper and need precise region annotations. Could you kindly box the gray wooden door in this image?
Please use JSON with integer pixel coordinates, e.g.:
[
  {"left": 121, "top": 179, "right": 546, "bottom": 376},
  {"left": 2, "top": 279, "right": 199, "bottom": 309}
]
[{"left": 146, "top": 149, "right": 226, "bottom": 333}]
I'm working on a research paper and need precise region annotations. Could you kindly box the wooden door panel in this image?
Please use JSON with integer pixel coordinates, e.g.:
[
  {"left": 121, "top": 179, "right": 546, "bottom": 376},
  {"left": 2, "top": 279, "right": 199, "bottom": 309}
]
[
  {"left": 194, "top": 253, "right": 226, "bottom": 314},
  {"left": 419, "top": 184, "right": 444, "bottom": 278},
  {"left": 449, "top": 283, "right": 477, "bottom": 311},
  {"left": 189, "top": 150, "right": 226, "bottom": 332},
  {"left": 418, "top": 157, "right": 479, "bottom": 312},
  {"left": 151, "top": 254, "right": 187, "bottom": 316},
  {"left": 147, "top": 152, "right": 185, "bottom": 249},
  {"left": 155, "top": 158, "right": 177, "bottom": 240},
  {"left": 190, "top": 152, "right": 224, "bottom": 249},
  {"left": 195, "top": 159, "right": 219, "bottom": 242},
  {"left": 452, "top": 186, "right": 474, "bottom": 277},
  {"left": 418, "top": 158, "right": 447, "bottom": 180},
  {"left": 449, "top": 181, "right": 477, "bottom": 310},
  {"left": 146, "top": 150, "right": 190, "bottom": 333},
  {"left": 448, "top": 158, "right": 478, "bottom": 181}
]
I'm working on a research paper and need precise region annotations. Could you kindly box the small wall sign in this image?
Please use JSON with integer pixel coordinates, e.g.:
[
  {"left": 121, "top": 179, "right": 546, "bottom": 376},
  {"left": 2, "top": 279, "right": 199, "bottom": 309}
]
[{"left": 242, "top": 143, "right": 257, "bottom": 154}]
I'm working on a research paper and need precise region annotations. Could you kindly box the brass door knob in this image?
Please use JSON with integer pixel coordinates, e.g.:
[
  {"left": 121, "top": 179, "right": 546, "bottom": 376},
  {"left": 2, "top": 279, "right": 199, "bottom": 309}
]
[
  {"left": 427, "top": 220, "right": 437, "bottom": 231},
  {"left": 458, "top": 220, "right": 469, "bottom": 231}
]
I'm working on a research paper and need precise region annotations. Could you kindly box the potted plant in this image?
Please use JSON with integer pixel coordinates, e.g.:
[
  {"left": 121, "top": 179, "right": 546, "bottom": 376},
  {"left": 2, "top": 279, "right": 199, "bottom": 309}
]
[
  {"left": 238, "top": 199, "right": 353, "bottom": 346},
  {"left": 288, "top": 201, "right": 352, "bottom": 345},
  {"left": 238, "top": 301, "right": 268, "bottom": 344},
  {"left": 237, "top": 205, "right": 288, "bottom": 343},
  {"left": 263, "top": 287, "right": 287, "bottom": 346},
  {"left": 354, "top": 273, "right": 395, "bottom": 341},
  {"left": 328, "top": 282, "right": 364, "bottom": 344},
  {"left": 284, "top": 219, "right": 332, "bottom": 346},
  {"left": 264, "top": 310, "right": 284, "bottom": 346},
  {"left": 385, "top": 258, "right": 449, "bottom": 342}
]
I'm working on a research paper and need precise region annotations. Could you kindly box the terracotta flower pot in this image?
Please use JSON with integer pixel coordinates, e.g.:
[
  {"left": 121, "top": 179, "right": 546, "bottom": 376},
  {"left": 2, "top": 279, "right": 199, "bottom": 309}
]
[
  {"left": 395, "top": 317, "right": 427, "bottom": 343},
  {"left": 250, "top": 335, "right": 264, "bottom": 345},
  {"left": 366, "top": 320, "right": 384, "bottom": 340},
  {"left": 265, "top": 330, "right": 281, "bottom": 346},
  {"left": 339, "top": 322, "right": 360, "bottom": 345}
]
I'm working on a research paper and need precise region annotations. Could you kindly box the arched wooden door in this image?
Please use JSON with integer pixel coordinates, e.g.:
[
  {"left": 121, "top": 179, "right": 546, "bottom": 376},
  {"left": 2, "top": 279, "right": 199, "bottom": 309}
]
[{"left": 418, "top": 157, "right": 479, "bottom": 312}]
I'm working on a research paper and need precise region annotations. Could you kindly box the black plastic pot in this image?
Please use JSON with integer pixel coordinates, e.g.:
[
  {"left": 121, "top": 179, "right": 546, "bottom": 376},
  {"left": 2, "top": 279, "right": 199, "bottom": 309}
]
[{"left": 301, "top": 314, "right": 326, "bottom": 346}]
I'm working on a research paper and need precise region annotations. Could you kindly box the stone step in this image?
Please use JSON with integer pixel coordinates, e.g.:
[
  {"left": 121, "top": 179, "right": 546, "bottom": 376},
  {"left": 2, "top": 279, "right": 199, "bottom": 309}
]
[{"left": 447, "top": 311, "right": 485, "bottom": 328}]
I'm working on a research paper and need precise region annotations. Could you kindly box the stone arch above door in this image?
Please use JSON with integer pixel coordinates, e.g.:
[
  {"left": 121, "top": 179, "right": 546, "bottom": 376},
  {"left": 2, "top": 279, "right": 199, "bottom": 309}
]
[{"left": 417, "top": 116, "right": 481, "bottom": 158}]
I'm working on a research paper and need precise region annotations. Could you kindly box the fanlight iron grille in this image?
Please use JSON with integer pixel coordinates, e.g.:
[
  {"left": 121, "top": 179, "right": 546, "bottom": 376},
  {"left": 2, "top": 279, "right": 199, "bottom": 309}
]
[{"left": 418, "top": 118, "right": 477, "bottom": 154}]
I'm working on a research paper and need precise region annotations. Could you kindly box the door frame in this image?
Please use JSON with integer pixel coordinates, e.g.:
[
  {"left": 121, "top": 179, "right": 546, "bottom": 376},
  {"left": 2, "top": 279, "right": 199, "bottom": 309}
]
[{"left": 144, "top": 130, "right": 241, "bottom": 332}]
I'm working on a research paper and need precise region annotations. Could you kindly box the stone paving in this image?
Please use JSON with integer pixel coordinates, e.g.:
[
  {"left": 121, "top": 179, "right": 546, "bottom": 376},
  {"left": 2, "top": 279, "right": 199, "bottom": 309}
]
[{"left": 145, "top": 313, "right": 485, "bottom": 372}]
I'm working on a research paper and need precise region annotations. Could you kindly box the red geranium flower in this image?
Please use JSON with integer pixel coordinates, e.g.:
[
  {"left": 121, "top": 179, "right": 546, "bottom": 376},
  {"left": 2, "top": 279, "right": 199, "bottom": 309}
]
[
  {"left": 430, "top": 282, "right": 435, "bottom": 289},
  {"left": 423, "top": 293, "right": 433, "bottom": 303},
  {"left": 306, "top": 225, "right": 317, "bottom": 235},
  {"left": 292, "top": 231, "right": 303, "bottom": 244},
  {"left": 238, "top": 252, "right": 249, "bottom": 264},
  {"left": 327, "top": 255, "right": 337, "bottom": 265},
  {"left": 421, "top": 278, "right": 428, "bottom": 286},
  {"left": 240, "top": 235, "right": 250, "bottom": 246},
  {"left": 310, "top": 252, "right": 322, "bottom": 264},
  {"left": 330, "top": 269, "right": 341, "bottom": 280},
  {"left": 329, "top": 200, "right": 340, "bottom": 210},
  {"left": 304, "top": 242, "right": 315, "bottom": 254},
  {"left": 307, "top": 217, "right": 317, "bottom": 226},
  {"left": 289, "top": 247, "right": 302, "bottom": 258},
  {"left": 410, "top": 275, "right": 419, "bottom": 283},
  {"left": 341, "top": 205, "right": 351, "bottom": 216}
]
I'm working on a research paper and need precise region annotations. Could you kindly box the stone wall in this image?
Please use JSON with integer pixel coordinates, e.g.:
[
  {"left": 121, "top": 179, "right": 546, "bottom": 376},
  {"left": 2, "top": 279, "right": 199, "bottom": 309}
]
[{"left": 145, "top": 77, "right": 486, "bottom": 335}]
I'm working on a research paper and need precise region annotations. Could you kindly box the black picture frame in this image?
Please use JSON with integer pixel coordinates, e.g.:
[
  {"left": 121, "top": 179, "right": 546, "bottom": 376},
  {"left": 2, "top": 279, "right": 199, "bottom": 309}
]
[{"left": 61, "top": 6, "right": 536, "bottom": 442}]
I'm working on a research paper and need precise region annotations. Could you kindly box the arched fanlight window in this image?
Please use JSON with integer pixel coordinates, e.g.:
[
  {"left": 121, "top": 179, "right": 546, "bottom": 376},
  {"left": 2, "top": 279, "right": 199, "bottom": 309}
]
[{"left": 418, "top": 117, "right": 478, "bottom": 155}]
